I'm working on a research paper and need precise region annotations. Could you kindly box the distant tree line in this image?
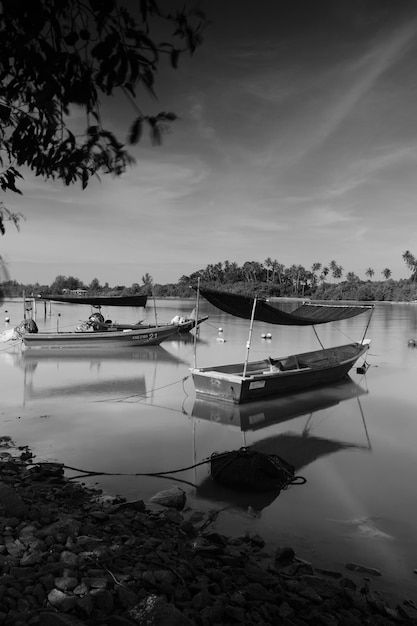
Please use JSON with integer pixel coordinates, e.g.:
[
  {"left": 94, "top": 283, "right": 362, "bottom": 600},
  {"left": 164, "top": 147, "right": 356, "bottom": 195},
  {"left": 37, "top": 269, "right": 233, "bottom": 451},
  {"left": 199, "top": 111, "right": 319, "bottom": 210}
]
[{"left": 2, "top": 252, "right": 417, "bottom": 302}]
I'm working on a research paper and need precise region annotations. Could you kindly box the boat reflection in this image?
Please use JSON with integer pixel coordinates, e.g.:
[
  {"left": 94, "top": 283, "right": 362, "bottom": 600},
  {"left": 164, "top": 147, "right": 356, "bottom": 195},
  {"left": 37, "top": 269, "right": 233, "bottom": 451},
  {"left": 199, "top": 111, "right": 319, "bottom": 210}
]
[
  {"left": 193, "top": 378, "right": 371, "bottom": 513},
  {"left": 10, "top": 345, "right": 187, "bottom": 402},
  {"left": 192, "top": 377, "right": 368, "bottom": 431},
  {"left": 18, "top": 345, "right": 187, "bottom": 365}
]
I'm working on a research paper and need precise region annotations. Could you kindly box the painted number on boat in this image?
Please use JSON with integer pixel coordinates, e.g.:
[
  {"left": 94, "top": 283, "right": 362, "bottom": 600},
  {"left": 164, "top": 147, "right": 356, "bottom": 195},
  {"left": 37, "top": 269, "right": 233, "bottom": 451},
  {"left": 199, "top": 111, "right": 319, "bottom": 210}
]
[{"left": 249, "top": 381, "right": 266, "bottom": 390}]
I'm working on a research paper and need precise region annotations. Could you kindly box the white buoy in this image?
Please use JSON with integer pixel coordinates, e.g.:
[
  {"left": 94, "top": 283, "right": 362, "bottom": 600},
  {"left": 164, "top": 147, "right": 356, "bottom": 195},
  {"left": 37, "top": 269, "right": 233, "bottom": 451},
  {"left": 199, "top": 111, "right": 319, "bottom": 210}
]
[
  {"left": 5, "top": 317, "right": 10, "bottom": 323},
  {"left": 218, "top": 327, "right": 223, "bottom": 332},
  {"left": 261, "top": 333, "right": 266, "bottom": 339},
  {"left": 266, "top": 333, "right": 272, "bottom": 339}
]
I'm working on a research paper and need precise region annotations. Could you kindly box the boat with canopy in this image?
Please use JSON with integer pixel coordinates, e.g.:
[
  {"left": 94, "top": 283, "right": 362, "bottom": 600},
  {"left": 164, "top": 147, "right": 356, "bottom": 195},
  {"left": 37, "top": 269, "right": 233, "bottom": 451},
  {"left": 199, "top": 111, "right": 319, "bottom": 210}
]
[{"left": 191, "top": 288, "right": 374, "bottom": 404}]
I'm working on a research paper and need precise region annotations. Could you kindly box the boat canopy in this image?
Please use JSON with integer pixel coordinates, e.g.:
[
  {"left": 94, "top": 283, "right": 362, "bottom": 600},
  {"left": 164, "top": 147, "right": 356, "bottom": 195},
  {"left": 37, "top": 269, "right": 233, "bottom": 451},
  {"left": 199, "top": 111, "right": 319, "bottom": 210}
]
[
  {"left": 199, "top": 288, "right": 374, "bottom": 326},
  {"left": 37, "top": 294, "right": 148, "bottom": 307}
]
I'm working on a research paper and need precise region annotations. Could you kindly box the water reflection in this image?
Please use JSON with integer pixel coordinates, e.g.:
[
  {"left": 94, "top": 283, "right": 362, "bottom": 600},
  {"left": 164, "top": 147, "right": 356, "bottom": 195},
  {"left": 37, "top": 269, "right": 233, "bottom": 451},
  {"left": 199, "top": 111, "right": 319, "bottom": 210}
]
[
  {"left": 193, "top": 378, "right": 371, "bottom": 513},
  {"left": 192, "top": 377, "right": 368, "bottom": 431},
  {"left": 7, "top": 346, "right": 187, "bottom": 402}
]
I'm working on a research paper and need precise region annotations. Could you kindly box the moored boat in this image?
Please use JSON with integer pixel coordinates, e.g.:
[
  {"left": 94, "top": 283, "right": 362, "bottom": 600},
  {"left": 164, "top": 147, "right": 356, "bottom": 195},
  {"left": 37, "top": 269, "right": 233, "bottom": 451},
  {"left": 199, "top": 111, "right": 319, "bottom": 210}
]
[
  {"left": 21, "top": 323, "right": 179, "bottom": 350},
  {"left": 191, "top": 288, "right": 374, "bottom": 404}
]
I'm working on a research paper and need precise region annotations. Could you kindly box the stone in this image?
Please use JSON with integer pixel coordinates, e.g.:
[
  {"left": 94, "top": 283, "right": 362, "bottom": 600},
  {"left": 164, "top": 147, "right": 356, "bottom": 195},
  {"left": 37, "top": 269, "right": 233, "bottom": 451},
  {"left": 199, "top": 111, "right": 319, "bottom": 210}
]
[
  {"left": 128, "top": 595, "right": 193, "bottom": 625},
  {"left": 345, "top": 562, "right": 382, "bottom": 576},
  {"left": 47, "top": 589, "right": 77, "bottom": 612},
  {"left": 0, "top": 482, "right": 27, "bottom": 517},
  {"left": 54, "top": 576, "right": 79, "bottom": 592},
  {"left": 148, "top": 486, "right": 187, "bottom": 511}
]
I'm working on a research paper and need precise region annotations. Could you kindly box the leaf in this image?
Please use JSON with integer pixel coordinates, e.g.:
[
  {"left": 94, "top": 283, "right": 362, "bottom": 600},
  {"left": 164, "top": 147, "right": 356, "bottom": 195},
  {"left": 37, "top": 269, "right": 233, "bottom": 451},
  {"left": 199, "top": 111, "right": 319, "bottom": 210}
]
[{"left": 128, "top": 117, "right": 143, "bottom": 144}]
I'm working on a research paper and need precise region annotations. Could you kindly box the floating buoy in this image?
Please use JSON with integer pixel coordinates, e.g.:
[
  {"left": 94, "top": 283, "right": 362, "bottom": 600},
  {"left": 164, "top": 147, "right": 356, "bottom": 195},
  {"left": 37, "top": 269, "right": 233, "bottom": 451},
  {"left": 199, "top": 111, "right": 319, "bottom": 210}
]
[
  {"left": 5, "top": 317, "right": 10, "bottom": 323},
  {"left": 218, "top": 327, "right": 223, "bottom": 333},
  {"left": 216, "top": 337, "right": 226, "bottom": 343},
  {"left": 408, "top": 338, "right": 416, "bottom": 347},
  {"left": 266, "top": 333, "right": 272, "bottom": 339},
  {"left": 261, "top": 333, "right": 267, "bottom": 339}
]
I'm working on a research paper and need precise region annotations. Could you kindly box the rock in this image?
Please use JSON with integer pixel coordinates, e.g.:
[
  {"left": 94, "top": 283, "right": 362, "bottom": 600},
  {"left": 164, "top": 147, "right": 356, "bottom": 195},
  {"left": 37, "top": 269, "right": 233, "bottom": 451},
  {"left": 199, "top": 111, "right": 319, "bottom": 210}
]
[
  {"left": 345, "top": 562, "right": 382, "bottom": 576},
  {"left": 275, "top": 545, "right": 295, "bottom": 565},
  {"left": 0, "top": 482, "right": 27, "bottom": 517},
  {"left": 47, "top": 589, "right": 77, "bottom": 612},
  {"left": 148, "top": 486, "right": 186, "bottom": 510},
  {"left": 128, "top": 595, "right": 193, "bottom": 625}
]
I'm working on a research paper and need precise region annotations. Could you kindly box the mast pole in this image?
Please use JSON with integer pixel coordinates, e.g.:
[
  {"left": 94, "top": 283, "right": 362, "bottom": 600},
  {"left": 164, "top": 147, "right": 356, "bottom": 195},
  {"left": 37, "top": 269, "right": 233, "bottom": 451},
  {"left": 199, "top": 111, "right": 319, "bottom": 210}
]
[
  {"left": 243, "top": 296, "right": 257, "bottom": 378},
  {"left": 193, "top": 277, "right": 200, "bottom": 368},
  {"left": 152, "top": 292, "right": 158, "bottom": 327}
]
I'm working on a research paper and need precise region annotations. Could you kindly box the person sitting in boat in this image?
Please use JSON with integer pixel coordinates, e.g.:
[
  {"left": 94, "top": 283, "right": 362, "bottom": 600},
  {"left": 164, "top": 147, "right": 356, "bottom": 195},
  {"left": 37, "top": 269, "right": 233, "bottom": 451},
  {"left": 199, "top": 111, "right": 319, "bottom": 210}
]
[
  {"left": 88, "top": 312, "right": 105, "bottom": 331},
  {"left": 19, "top": 318, "right": 39, "bottom": 334}
]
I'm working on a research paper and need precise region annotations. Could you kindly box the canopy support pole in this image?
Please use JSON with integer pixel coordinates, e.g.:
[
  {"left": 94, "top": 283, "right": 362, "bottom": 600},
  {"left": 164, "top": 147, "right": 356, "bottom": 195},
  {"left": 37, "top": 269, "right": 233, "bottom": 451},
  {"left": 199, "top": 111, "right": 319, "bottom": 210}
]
[
  {"left": 193, "top": 278, "right": 201, "bottom": 368},
  {"left": 360, "top": 305, "right": 374, "bottom": 343},
  {"left": 313, "top": 326, "right": 325, "bottom": 350},
  {"left": 243, "top": 297, "right": 257, "bottom": 378}
]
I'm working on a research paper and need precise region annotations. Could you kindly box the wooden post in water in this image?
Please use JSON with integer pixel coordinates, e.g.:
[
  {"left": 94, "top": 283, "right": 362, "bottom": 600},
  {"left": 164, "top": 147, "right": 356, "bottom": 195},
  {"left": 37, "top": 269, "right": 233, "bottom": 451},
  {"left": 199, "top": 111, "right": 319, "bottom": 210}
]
[
  {"left": 22, "top": 290, "right": 26, "bottom": 320},
  {"left": 32, "top": 297, "right": 36, "bottom": 321},
  {"left": 243, "top": 297, "right": 257, "bottom": 378}
]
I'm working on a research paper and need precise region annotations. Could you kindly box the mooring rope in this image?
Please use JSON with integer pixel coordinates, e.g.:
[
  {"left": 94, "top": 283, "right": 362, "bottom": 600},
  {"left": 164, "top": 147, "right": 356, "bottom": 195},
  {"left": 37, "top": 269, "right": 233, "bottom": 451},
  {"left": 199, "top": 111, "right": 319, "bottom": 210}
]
[
  {"left": 28, "top": 448, "right": 307, "bottom": 491},
  {"left": 90, "top": 375, "right": 191, "bottom": 404}
]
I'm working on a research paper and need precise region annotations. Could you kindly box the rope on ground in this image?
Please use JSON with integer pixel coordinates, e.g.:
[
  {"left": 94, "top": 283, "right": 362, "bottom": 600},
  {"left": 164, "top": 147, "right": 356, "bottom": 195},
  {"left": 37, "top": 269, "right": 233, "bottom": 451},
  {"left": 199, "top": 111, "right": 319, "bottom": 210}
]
[{"left": 28, "top": 457, "right": 212, "bottom": 479}]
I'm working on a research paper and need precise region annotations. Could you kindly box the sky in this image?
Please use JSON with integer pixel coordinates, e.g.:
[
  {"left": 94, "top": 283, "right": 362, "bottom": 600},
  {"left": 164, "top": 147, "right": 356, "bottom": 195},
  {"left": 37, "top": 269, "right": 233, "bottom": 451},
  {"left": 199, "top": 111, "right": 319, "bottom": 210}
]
[{"left": 2, "top": 0, "right": 417, "bottom": 287}]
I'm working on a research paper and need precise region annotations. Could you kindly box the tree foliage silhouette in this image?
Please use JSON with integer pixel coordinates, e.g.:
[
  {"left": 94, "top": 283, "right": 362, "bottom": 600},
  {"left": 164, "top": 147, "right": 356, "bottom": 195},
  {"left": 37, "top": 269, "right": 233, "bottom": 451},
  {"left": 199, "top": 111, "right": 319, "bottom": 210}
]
[{"left": 0, "top": 0, "right": 207, "bottom": 232}]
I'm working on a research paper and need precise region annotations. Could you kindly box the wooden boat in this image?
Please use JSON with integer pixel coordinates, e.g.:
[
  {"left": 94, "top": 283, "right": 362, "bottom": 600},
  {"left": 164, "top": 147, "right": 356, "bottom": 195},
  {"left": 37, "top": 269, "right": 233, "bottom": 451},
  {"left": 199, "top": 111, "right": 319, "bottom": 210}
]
[
  {"left": 191, "top": 288, "right": 374, "bottom": 404},
  {"left": 21, "top": 323, "right": 179, "bottom": 350},
  {"left": 37, "top": 294, "right": 148, "bottom": 307}
]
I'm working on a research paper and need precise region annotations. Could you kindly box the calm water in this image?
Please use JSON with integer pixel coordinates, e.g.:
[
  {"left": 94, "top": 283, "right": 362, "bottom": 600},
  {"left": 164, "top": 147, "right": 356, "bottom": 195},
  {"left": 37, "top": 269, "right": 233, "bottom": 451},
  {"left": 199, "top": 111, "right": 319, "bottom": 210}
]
[{"left": 1, "top": 296, "right": 417, "bottom": 602}]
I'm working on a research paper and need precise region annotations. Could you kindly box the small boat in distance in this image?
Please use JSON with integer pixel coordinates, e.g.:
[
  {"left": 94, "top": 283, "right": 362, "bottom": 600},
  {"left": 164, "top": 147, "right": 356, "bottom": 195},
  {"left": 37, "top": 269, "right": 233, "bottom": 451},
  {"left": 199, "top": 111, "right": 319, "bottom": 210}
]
[
  {"left": 37, "top": 294, "right": 148, "bottom": 307},
  {"left": 191, "top": 288, "right": 374, "bottom": 404}
]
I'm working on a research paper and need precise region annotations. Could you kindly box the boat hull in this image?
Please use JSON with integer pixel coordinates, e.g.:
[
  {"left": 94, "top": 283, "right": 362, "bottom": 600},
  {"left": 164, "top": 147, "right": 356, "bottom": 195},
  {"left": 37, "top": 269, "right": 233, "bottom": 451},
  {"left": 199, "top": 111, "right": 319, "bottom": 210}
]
[
  {"left": 22, "top": 325, "right": 179, "bottom": 350},
  {"left": 191, "top": 342, "right": 370, "bottom": 404}
]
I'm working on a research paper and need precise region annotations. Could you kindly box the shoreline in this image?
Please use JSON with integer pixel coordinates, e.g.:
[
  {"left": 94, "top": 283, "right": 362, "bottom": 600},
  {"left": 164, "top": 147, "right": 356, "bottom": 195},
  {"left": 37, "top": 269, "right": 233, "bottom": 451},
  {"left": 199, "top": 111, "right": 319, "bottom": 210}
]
[{"left": 1, "top": 445, "right": 417, "bottom": 625}]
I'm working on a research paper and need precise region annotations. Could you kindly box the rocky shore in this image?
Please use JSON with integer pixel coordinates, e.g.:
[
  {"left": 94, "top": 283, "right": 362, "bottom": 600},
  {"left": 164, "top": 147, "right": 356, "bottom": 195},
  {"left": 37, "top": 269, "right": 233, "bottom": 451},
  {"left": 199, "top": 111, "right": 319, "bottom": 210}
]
[{"left": 1, "top": 443, "right": 417, "bottom": 626}]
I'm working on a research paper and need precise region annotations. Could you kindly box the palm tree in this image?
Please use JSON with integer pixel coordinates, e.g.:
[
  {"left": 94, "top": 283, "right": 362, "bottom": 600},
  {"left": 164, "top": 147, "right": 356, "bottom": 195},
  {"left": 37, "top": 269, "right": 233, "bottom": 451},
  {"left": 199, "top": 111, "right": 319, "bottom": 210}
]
[
  {"left": 365, "top": 268, "right": 375, "bottom": 280},
  {"left": 381, "top": 268, "right": 392, "bottom": 280},
  {"left": 311, "top": 262, "right": 322, "bottom": 290},
  {"left": 319, "top": 266, "right": 329, "bottom": 283},
  {"left": 264, "top": 257, "right": 273, "bottom": 282},
  {"left": 402, "top": 250, "right": 417, "bottom": 281},
  {"left": 330, "top": 262, "right": 343, "bottom": 281}
]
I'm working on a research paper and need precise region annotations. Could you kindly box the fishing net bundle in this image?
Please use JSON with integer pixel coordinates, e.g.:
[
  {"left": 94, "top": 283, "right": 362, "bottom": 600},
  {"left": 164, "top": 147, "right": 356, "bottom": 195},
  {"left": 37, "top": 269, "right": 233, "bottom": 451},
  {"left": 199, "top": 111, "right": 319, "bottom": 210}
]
[{"left": 209, "top": 447, "right": 306, "bottom": 493}]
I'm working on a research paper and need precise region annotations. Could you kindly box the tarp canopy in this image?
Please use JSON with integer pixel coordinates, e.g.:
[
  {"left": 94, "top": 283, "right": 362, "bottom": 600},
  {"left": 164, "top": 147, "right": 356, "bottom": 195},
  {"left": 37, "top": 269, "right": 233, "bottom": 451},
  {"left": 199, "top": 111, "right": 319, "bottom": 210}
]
[{"left": 199, "top": 288, "right": 373, "bottom": 326}]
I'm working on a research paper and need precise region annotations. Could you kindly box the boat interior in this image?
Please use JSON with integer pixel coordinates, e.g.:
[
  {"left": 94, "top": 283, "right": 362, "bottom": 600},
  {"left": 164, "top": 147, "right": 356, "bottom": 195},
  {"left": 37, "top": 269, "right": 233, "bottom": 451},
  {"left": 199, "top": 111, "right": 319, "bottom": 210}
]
[{"left": 197, "top": 343, "right": 362, "bottom": 378}]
